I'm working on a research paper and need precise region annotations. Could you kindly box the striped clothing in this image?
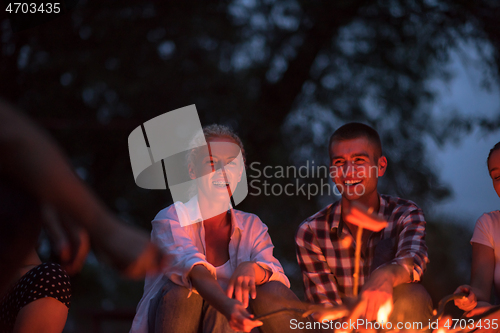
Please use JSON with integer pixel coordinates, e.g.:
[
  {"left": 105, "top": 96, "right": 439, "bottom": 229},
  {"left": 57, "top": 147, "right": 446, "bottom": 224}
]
[{"left": 295, "top": 194, "right": 428, "bottom": 306}]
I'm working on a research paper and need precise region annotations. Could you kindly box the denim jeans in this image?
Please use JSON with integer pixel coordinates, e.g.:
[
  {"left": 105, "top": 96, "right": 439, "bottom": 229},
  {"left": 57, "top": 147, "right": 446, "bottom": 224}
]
[
  {"left": 388, "top": 283, "right": 433, "bottom": 332},
  {"left": 148, "top": 280, "right": 314, "bottom": 333}
]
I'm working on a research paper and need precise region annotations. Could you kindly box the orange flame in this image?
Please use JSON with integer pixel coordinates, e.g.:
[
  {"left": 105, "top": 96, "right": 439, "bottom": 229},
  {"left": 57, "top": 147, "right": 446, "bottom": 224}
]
[{"left": 377, "top": 299, "right": 393, "bottom": 323}]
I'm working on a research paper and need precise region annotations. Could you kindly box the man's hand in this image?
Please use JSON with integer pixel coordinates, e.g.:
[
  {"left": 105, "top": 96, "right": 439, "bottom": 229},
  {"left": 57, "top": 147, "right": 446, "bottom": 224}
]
[
  {"left": 226, "top": 261, "right": 259, "bottom": 308},
  {"left": 222, "top": 298, "right": 263, "bottom": 332},
  {"left": 348, "top": 269, "right": 394, "bottom": 323},
  {"left": 454, "top": 285, "right": 479, "bottom": 312}
]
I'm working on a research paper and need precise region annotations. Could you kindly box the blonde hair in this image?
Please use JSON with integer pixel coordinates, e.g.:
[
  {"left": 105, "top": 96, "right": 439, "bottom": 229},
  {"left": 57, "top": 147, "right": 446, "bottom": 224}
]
[{"left": 186, "top": 124, "right": 246, "bottom": 168}]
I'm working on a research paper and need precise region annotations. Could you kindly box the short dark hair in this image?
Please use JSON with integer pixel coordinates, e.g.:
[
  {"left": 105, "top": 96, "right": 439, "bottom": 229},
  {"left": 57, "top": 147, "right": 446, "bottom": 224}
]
[
  {"left": 487, "top": 141, "right": 500, "bottom": 167},
  {"left": 328, "top": 122, "right": 382, "bottom": 159}
]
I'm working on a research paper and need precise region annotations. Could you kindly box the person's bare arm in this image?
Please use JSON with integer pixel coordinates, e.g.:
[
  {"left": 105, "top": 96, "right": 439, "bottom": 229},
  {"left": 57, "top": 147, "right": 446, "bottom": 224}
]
[
  {"left": 0, "top": 99, "right": 107, "bottom": 232},
  {"left": 226, "top": 261, "right": 271, "bottom": 308},
  {"left": 189, "top": 264, "right": 263, "bottom": 332},
  {"left": 455, "top": 243, "right": 495, "bottom": 311},
  {"left": 0, "top": 99, "right": 163, "bottom": 278},
  {"left": 471, "top": 243, "right": 495, "bottom": 302}
]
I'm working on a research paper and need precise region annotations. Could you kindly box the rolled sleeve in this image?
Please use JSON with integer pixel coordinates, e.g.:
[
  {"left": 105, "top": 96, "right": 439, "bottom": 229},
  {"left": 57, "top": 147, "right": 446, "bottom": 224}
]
[
  {"left": 249, "top": 219, "right": 290, "bottom": 288},
  {"left": 393, "top": 206, "right": 429, "bottom": 282},
  {"left": 295, "top": 222, "right": 340, "bottom": 306},
  {"left": 151, "top": 213, "right": 216, "bottom": 291}
]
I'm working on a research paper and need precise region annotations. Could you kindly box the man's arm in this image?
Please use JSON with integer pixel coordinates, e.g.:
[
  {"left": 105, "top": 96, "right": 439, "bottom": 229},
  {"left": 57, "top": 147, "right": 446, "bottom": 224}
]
[
  {"left": 295, "top": 221, "right": 341, "bottom": 306},
  {"left": 365, "top": 204, "right": 428, "bottom": 289},
  {"left": 391, "top": 206, "right": 428, "bottom": 282}
]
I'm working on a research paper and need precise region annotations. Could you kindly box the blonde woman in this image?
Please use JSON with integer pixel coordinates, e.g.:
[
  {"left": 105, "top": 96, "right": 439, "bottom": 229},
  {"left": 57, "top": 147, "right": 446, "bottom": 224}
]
[{"left": 131, "top": 125, "right": 309, "bottom": 333}]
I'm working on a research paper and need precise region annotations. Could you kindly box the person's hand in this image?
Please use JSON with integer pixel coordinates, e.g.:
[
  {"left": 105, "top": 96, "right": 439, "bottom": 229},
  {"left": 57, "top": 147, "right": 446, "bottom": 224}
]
[
  {"left": 464, "top": 302, "right": 494, "bottom": 317},
  {"left": 464, "top": 304, "right": 500, "bottom": 333},
  {"left": 222, "top": 298, "right": 263, "bottom": 332},
  {"left": 42, "top": 204, "right": 91, "bottom": 275},
  {"left": 454, "top": 285, "right": 478, "bottom": 312},
  {"left": 434, "top": 308, "right": 500, "bottom": 333},
  {"left": 43, "top": 203, "right": 167, "bottom": 279},
  {"left": 348, "top": 270, "right": 394, "bottom": 323},
  {"left": 226, "top": 261, "right": 258, "bottom": 308},
  {"left": 88, "top": 216, "right": 167, "bottom": 279}
]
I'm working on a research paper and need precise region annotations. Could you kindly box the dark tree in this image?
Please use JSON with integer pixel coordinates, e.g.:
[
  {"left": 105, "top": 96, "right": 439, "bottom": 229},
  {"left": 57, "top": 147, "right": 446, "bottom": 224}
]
[{"left": 1, "top": 1, "right": 500, "bottom": 331}]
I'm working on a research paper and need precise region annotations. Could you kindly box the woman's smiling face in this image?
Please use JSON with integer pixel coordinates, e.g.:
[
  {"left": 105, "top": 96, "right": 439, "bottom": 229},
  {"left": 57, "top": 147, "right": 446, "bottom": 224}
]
[
  {"left": 189, "top": 137, "right": 244, "bottom": 202},
  {"left": 488, "top": 148, "right": 500, "bottom": 198}
]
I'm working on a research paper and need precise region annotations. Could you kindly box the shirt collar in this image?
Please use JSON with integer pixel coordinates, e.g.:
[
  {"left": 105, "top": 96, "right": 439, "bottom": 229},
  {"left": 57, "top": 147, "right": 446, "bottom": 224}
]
[
  {"left": 174, "top": 196, "right": 203, "bottom": 227},
  {"left": 175, "top": 195, "right": 239, "bottom": 229},
  {"left": 229, "top": 208, "right": 245, "bottom": 232}
]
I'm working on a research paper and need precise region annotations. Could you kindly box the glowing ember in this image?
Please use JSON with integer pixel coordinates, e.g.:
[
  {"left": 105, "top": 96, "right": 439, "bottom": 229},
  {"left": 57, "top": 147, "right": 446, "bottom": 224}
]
[
  {"left": 436, "top": 329, "right": 447, "bottom": 333},
  {"left": 377, "top": 299, "right": 393, "bottom": 324}
]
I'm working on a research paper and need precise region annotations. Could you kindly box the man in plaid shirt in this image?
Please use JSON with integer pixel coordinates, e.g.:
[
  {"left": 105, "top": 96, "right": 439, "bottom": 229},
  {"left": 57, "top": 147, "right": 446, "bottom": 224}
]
[{"left": 295, "top": 122, "right": 432, "bottom": 327}]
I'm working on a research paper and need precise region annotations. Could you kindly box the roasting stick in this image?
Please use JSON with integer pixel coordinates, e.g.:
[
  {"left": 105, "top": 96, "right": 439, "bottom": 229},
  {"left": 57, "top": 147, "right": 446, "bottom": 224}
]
[
  {"left": 345, "top": 202, "right": 388, "bottom": 296},
  {"left": 353, "top": 226, "right": 363, "bottom": 296}
]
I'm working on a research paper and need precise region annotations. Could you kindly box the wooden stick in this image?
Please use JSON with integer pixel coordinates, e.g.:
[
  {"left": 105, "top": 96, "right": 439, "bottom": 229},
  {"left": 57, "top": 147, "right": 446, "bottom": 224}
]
[{"left": 353, "top": 226, "right": 363, "bottom": 297}]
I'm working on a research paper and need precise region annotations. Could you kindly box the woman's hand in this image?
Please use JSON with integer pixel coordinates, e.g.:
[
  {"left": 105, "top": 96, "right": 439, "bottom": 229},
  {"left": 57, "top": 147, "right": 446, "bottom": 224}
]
[
  {"left": 226, "top": 261, "right": 259, "bottom": 308},
  {"left": 463, "top": 305, "right": 500, "bottom": 333},
  {"left": 222, "top": 298, "right": 263, "bottom": 332},
  {"left": 454, "top": 285, "right": 479, "bottom": 311},
  {"left": 464, "top": 303, "right": 494, "bottom": 317},
  {"left": 190, "top": 264, "right": 262, "bottom": 332}
]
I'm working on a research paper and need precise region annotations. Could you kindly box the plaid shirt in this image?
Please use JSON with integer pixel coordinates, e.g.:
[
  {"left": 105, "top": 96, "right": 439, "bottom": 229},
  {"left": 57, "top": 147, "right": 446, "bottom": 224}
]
[{"left": 295, "top": 194, "right": 428, "bottom": 306}]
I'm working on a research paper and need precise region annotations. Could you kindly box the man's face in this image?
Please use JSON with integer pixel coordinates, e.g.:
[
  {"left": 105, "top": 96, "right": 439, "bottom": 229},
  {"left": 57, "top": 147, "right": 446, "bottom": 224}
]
[
  {"left": 488, "top": 149, "right": 500, "bottom": 198},
  {"left": 329, "top": 137, "right": 387, "bottom": 202}
]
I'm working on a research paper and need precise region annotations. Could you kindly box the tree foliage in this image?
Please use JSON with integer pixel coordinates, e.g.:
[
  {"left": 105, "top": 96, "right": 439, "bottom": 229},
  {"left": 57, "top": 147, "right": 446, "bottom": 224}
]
[{"left": 1, "top": 0, "right": 500, "bottom": 330}]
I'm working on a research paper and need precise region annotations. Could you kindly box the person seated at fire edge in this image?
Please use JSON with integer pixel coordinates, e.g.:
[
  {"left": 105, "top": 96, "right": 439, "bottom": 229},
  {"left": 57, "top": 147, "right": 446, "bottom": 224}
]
[
  {"left": 0, "top": 98, "right": 165, "bottom": 333},
  {"left": 452, "top": 141, "right": 500, "bottom": 332},
  {"left": 295, "top": 122, "right": 433, "bottom": 329},
  {"left": 131, "top": 125, "right": 310, "bottom": 333}
]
